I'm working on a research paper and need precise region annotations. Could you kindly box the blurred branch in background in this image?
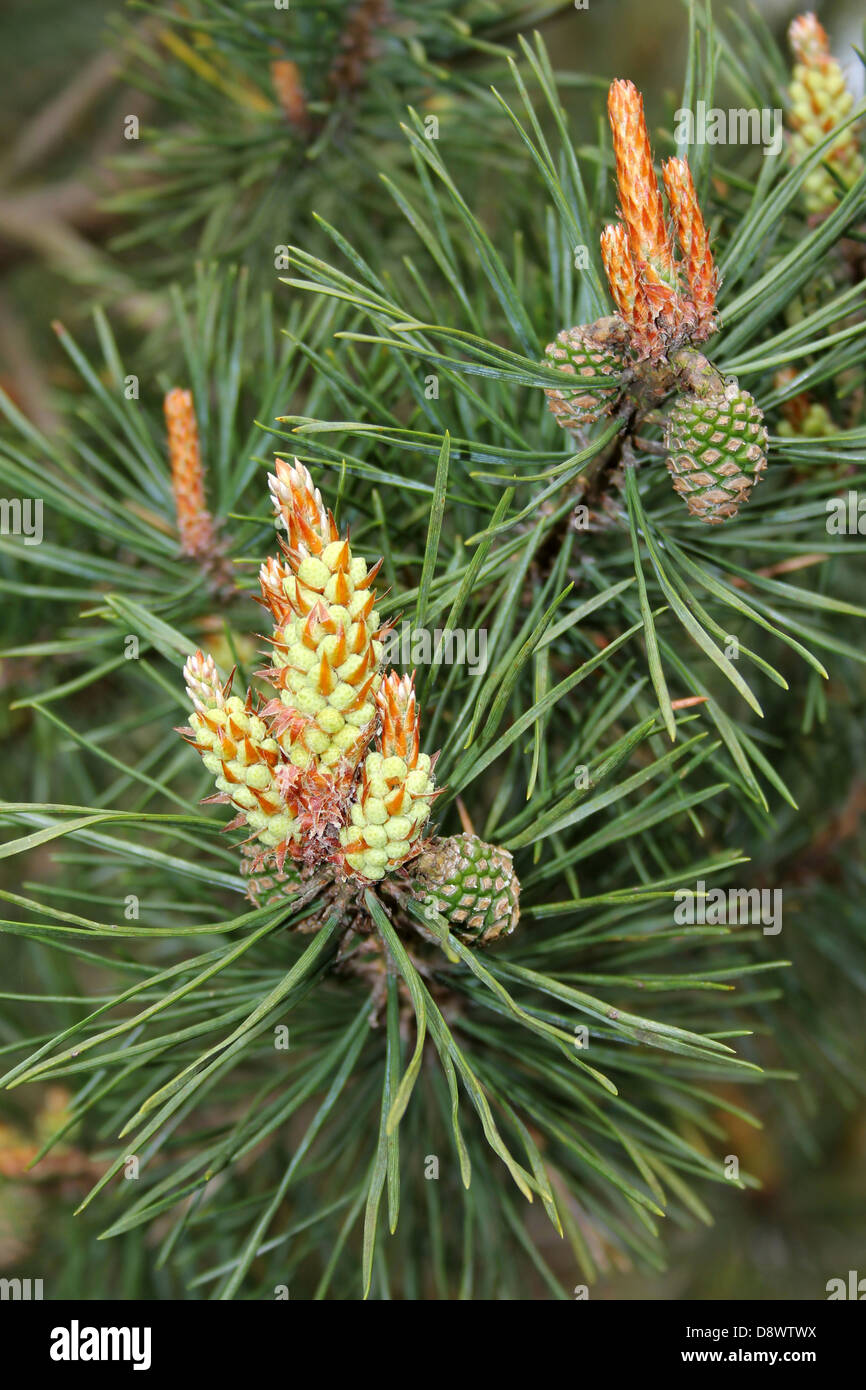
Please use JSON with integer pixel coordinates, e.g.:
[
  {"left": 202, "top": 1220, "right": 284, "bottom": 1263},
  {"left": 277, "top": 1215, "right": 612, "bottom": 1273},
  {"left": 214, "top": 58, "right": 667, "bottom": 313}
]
[{"left": 0, "top": 5, "right": 165, "bottom": 426}]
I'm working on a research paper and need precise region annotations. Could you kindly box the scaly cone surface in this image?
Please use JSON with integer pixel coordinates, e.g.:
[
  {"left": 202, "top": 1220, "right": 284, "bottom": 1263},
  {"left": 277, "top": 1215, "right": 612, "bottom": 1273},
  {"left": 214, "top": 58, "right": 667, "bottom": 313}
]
[
  {"left": 542, "top": 319, "right": 629, "bottom": 433},
  {"left": 663, "top": 379, "right": 769, "bottom": 524},
  {"left": 414, "top": 833, "right": 520, "bottom": 945}
]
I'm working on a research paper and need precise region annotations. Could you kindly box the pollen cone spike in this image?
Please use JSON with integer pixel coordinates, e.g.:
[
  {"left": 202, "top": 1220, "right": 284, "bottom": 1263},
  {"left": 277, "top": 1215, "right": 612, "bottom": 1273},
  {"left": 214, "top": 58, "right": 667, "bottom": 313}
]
[
  {"left": 662, "top": 156, "right": 719, "bottom": 339},
  {"left": 165, "top": 389, "right": 218, "bottom": 561},
  {"left": 339, "top": 669, "right": 438, "bottom": 883},
  {"left": 607, "top": 79, "right": 674, "bottom": 278},
  {"left": 600, "top": 223, "right": 642, "bottom": 326},
  {"left": 788, "top": 12, "right": 830, "bottom": 66}
]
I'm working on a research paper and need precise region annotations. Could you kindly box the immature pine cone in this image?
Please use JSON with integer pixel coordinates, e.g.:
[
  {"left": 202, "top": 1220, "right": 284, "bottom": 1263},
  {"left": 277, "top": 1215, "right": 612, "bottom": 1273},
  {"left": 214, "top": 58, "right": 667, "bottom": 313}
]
[
  {"left": 413, "top": 833, "right": 520, "bottom": 945},
  {"left": 543, "top": 318, "right": 627, "bottom": 431},
  {"left": 664, "top": 381, "right": 769, "bottom": 524}
]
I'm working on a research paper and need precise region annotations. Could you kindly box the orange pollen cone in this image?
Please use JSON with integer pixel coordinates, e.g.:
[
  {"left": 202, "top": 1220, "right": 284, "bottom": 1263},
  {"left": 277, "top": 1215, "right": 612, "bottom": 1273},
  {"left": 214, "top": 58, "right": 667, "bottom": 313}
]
[
  {"left": 164, "top": 388, "right": 218, "bottom": 560},
  {"left": 661, "top": 156, "right": 718, "bottom": 329},
  {"left": 607, "top": 79, "right": 674, "bottom": 277}
]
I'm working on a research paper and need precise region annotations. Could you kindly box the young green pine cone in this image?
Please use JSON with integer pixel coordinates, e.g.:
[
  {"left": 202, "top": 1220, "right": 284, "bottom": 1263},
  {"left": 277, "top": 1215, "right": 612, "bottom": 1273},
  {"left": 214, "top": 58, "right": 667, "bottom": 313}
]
[
  {"left": 260, "top": 458, "right": 389, "bottom": 775},
  {"left": 543, "top": 317, "right": 627, "bottom": 431},
  {"left": 413, "top": 834, "right": 520, "bottom": 945},
  {"left": 182, "top": 651, "right": 300, "bottom": 854},
  {"left": 663, "top": 380, "right": 769, "bottom": 525},
  {"left": 339, "top": 672, "right": 436, "bottom": 882}
]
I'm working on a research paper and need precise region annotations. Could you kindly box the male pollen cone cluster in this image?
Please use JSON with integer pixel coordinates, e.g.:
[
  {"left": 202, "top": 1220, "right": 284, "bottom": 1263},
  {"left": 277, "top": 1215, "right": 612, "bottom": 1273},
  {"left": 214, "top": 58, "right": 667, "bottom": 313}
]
[
  {"left": 179, "top": 459, "right": 438, "bottom": 884},
  {"left": 787, "top": 11, "right": 864, "bottom": 215},
  {"left": 602, "top": 78, "right": 719, "bottom": 359}
]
